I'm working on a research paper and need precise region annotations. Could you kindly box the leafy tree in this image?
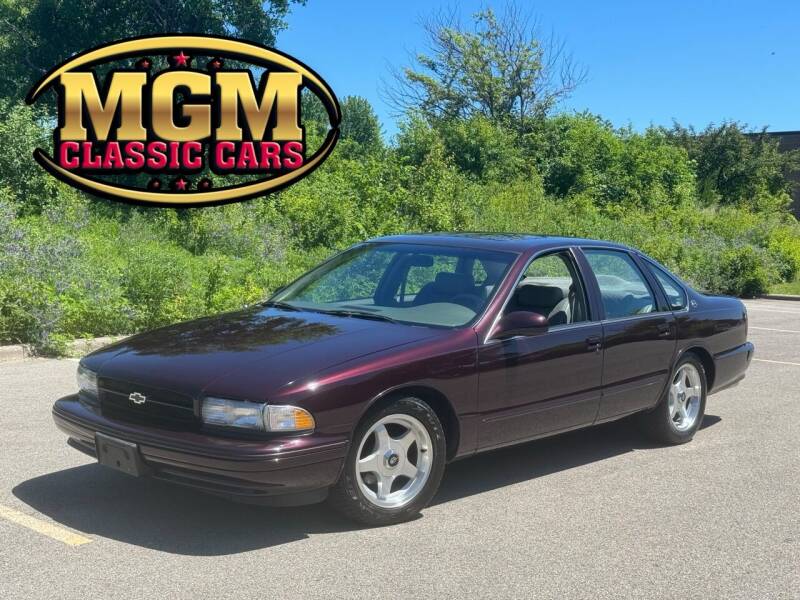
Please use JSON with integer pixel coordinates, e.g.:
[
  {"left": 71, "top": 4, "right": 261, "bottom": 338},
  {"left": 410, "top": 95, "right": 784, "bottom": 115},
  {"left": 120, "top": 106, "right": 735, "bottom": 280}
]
[
  {"left": 301, "top": 89, "right": 331, "bottom": 137},
  {"left": 0, "top": 0, "right": 305, "bottom": 103},
  {"left": 388, "top": 5, "right": 586, "bottom": 134},
  {"left": 664, "top": 122, "right": 798, "bottom": 210},
  {"left": 526, "top": 114, "right": 696, "bottom": 209},
  {"left": 0, "top": 101, "right": 55, "bottom": 212},
  {"left": 301, "top": 94, "right": 383, "bottom": 158},
  {"left": 396, "top": 114, "right": 526, "bottom": 182},
  {"left": 339, "top": 96, "right": 383, "bottom": 152}
]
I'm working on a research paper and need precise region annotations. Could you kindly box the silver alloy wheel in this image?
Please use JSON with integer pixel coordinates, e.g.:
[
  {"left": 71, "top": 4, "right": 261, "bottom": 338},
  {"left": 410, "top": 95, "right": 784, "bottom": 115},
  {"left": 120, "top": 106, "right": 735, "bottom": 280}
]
[
  {"left": 355, "top": 413, "right": 433, "bottom": 509},
  {"left": 668, "top": 363, "right": 702, "bottom": 432}
]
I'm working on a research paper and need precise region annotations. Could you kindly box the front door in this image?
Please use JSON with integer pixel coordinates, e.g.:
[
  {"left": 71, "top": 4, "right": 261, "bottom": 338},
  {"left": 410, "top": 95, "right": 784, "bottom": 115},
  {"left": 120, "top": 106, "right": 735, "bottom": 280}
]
[
  {"left": 477, "top": 250, "right": 604, "bottom": 450},
  {"left": 581, "top": 248, "right": 677, "bottom": 421}
]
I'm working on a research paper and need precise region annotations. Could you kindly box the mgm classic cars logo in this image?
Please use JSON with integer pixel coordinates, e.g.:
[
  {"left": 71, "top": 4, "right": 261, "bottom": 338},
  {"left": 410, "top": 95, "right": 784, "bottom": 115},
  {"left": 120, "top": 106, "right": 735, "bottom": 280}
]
[{"left": 26, "top": 35, "right": 340, "bottom": 206}]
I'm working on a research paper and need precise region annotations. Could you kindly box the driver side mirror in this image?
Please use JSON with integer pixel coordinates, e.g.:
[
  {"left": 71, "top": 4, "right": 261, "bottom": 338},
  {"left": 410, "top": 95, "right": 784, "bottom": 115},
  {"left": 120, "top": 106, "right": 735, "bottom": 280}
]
[{"left": 491, "top": 311, "right": 548, "bottom": 340}]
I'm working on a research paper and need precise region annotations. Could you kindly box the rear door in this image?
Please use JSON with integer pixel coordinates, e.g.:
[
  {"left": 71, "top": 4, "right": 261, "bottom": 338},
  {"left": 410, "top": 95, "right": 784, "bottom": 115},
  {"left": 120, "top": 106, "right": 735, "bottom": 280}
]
[{"left": 580, "top": 248, "right": 677, "bottom": 421}]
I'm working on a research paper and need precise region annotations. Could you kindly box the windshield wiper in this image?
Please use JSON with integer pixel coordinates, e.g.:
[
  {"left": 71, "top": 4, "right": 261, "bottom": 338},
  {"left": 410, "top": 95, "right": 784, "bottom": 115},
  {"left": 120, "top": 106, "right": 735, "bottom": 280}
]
[
  {"left": 260, "top": 302, "right": 399, "bottom": 323},
  {"left": 319, "top": 309, "right": 399, "bottom": 324},
  {"left": 258, "top": 300, "right": 301, "bottom": 311}
]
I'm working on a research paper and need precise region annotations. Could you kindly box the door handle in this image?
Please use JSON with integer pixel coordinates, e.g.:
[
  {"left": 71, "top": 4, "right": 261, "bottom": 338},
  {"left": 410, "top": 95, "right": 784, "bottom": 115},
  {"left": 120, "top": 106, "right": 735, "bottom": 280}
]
[
  {"left": 657, "top": 323, "right": 672, "bottom": 337},
  {"left": 586, "top": 335, "right": 602, "bottom": 352}
]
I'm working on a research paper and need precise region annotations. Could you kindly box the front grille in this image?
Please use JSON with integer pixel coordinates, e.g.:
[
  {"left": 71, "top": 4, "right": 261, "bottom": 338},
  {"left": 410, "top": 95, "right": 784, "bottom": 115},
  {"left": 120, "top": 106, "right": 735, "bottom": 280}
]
[{"left": 98, "top": 378, "right": 199, "bottom": 431}]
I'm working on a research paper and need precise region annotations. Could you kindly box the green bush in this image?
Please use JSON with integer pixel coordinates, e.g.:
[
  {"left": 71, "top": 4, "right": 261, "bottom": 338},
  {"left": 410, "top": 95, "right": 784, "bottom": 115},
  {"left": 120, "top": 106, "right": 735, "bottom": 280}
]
[
  {"left": 717, "top": 246, "right": 776, "bottom": 297},
  {"left": 536, "top": 115, "right": 697, "bottom": 209},
  {"left": 766, "top": 225, "right": 800, "bottom": 281}
]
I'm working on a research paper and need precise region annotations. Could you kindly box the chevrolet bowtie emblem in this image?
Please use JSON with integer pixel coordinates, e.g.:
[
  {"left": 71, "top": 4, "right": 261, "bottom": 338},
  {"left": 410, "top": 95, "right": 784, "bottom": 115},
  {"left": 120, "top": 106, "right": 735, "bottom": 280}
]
[{"left": 129, "top": 392, "right": 147, "bottom": 405}]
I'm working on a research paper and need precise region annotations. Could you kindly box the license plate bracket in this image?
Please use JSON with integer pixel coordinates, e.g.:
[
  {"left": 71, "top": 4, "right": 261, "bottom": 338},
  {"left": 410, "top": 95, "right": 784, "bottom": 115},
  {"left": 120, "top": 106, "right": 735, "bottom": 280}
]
[{"left": 95, "top": 432, "right": 147, "bottom": 477}]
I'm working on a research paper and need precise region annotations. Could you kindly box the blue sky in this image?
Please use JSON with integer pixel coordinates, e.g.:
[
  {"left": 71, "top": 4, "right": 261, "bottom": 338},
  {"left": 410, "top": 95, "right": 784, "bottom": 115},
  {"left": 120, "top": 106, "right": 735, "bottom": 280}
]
[{"left": 279, "top": 1, "right": 799, "bottom": 139}]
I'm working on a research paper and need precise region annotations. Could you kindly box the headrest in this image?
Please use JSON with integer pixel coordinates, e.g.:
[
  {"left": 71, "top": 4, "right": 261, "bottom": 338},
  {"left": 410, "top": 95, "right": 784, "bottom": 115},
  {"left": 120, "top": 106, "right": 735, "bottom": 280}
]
[
  {"left": 434, "top": 272, "right": 474, "bottom": 294},
  {"left": 517, "top": 284, "right": 564, "bottom": 308}
]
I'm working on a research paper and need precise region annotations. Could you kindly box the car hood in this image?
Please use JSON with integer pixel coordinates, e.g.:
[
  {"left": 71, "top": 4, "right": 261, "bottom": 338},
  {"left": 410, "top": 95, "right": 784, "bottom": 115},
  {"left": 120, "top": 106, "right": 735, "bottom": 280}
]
[{"left": 83, "top": 306, "right": 442, "bottom": 399}]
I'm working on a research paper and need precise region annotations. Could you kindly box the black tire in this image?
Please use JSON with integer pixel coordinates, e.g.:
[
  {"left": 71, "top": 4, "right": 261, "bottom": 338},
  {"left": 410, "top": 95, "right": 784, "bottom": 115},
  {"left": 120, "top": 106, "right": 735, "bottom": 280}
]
[
  {"left": 328, "top": 397, "right": 446, "bottom": 526},
  {"left": 639, "top": 353, "right": 707, "bottom": 445}
]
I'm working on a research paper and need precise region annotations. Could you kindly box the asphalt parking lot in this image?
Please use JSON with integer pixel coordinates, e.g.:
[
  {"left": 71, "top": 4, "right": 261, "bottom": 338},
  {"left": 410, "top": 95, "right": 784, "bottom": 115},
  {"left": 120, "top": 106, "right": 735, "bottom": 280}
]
[{"left": 0, "top": 299, "right": 798, "bottom": 599}]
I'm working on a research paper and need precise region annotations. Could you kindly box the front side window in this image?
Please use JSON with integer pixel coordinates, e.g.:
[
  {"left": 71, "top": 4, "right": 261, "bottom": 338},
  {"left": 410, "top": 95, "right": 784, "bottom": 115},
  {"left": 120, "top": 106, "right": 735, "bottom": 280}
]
[
  {"left": 583, "top": 249, "right": 656, "bottom": 319},
  {"left": 648, "top": 262, "right": 687, "bottom": 310},
  {"left": 505, "top": 251, "right": 588, "bottom": 325},
  {"left": 275, "top": 243, "right": 517, "bottom": 327}
]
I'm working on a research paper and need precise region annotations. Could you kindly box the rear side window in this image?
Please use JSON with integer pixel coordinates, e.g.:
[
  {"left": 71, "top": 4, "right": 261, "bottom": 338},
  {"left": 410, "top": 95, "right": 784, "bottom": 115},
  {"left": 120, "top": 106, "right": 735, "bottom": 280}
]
[
  {"left": 583, "top": 249, "right": 656, "bottom": 319},
  {"left": 648, "top": 262, "right": 687, "bottom": 310}
]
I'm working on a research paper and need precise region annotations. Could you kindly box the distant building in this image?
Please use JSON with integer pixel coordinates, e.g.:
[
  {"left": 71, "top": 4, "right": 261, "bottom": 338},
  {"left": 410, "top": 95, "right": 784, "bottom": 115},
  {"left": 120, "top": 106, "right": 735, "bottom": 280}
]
[{"left": 764, "top": 131, "right": 800, "bottom": 216}]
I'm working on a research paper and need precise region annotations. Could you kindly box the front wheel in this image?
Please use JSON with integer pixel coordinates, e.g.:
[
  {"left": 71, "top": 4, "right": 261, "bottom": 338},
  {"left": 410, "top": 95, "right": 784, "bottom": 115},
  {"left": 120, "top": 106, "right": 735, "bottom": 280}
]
[
  {"left": 328, "top": 397, "right": 446, "bottom": 526},
  {"left": 639, "top": 354, "right": 707, "bottom": 445}
]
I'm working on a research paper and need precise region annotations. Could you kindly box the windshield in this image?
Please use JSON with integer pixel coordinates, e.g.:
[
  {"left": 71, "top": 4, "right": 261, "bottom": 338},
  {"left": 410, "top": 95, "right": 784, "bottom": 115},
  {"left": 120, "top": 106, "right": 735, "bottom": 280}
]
[{"left": 272, "top": 243, "right": 517, "bottom": 327}]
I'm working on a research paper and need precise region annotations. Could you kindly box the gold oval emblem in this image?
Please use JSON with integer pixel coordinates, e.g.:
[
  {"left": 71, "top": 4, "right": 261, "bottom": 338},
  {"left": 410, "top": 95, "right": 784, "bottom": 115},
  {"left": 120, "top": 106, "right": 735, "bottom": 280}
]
[{"left": 27, "top": 35, "right": 340, "bottom": 207}]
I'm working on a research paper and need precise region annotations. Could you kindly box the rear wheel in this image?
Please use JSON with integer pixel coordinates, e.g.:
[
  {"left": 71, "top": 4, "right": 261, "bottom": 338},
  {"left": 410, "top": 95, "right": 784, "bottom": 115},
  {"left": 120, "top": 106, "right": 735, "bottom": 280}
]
[
  {"left": 329, "top": 397, "right": 446, "bottom": 526},
  {"left": 640, "top": 354, "right": 707, "bottom": 444}
]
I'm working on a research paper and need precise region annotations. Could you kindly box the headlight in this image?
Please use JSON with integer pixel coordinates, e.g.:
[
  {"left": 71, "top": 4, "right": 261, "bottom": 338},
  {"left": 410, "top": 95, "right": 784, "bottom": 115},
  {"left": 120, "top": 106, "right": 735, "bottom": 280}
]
[
  {"left": 76, "top": 364, "right": 98, "bottom": 397},
  {"left": 201, "top": 397, "right": 314, "bottom": 432},
  {"left": 202, "top": 397, "right": 264, "bottom": 430}
]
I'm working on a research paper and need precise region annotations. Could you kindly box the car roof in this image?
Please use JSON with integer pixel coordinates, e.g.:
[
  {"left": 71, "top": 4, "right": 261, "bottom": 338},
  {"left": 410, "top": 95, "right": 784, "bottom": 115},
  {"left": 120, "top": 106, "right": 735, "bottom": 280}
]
[{"left": 367, "top": 232, "right": 634, "bottom": 254}]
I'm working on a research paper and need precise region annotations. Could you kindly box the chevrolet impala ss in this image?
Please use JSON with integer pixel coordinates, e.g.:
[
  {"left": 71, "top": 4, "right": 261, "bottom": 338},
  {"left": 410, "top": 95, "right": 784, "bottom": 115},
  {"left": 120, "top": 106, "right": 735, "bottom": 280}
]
[{"left": 54, "top": 234, "right": 754, "bottom": 525}]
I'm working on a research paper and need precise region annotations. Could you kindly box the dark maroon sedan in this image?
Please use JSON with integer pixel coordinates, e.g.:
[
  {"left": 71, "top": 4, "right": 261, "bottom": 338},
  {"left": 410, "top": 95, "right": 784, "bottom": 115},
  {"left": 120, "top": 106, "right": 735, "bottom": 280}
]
[{"left": 54, "top": 234, "right": 753, "bottom": 525}]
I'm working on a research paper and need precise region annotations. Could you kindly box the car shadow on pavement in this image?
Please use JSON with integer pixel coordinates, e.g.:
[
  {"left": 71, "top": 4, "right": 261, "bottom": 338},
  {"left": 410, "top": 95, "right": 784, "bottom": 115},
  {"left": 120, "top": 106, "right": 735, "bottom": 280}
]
[
  {"left": 433, "top": 414, "right": 721, "bottom": 506},
  {"left": 13, "top": 414, "right": 720, "bottom": 555}
]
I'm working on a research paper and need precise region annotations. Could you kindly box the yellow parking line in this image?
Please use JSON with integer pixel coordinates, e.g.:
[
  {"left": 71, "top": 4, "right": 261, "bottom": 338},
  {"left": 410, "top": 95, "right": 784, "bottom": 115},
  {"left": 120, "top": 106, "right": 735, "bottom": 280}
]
[
  {"left": 753, "top": 358, "right": 800, "bottom": 367},
  {"left": 0, "top": 503, "right": 91, "bottom": 546}
]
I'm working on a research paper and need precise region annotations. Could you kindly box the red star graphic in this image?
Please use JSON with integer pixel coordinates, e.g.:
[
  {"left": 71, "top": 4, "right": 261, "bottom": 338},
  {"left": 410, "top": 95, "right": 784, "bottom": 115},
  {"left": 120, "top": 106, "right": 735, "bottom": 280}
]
[
  {"left": 173, "top": 51, "right": 190, "bottom": 67},
  {"left": 137, "top": 58, "right": 151, "bottom": 70},
  {"left": 208, "top": 58, "right": 223, "bottom": 71},
  {"left": 175, "top": 178, "right": 188, "bottom": 191}
]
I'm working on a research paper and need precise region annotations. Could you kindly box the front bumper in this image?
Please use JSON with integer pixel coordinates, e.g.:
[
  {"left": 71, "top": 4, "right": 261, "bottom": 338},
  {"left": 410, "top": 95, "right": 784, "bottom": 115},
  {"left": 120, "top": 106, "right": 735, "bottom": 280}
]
[{"left": 53, "top": 395, "right": 348, "bottom": 505}]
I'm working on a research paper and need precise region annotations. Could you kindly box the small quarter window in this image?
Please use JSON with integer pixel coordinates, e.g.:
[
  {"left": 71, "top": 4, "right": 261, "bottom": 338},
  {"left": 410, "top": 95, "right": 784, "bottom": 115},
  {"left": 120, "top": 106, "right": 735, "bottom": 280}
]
[{"left": 648, "top": 262, "right": 687, "bottom": 310}]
